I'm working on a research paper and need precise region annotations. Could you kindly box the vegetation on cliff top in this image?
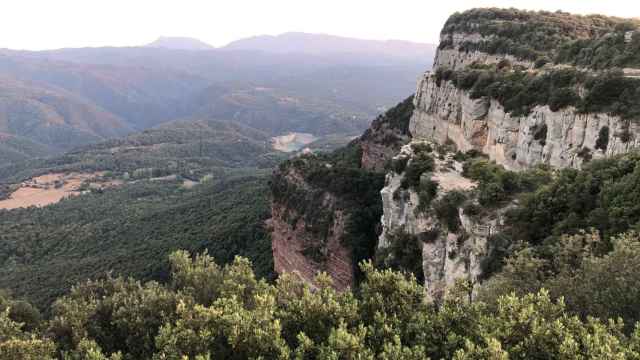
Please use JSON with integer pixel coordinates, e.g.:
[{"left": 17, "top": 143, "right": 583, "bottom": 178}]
[
  {"left": 360, "top": 95, "right": 414, "bottom": 147},
  {"left": 469, "top": 152, "right": 640, "bottom": 330},
  {"left": 440, "top": 8, "right": 640, "bottom": 69}
]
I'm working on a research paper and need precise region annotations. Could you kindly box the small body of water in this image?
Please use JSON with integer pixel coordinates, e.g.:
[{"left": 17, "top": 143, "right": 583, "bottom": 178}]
[{"left": 271, "top": 132, "right": 318, "bottom": 152}]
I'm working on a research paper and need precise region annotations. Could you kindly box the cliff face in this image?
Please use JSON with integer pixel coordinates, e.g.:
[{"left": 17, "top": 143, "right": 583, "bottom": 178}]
[
  {"left": 270, "top": 167, "right": 354, "bottom": 290},
  {"left": 410, "top": 73, "right": 640, "bottom": 170},
  {"left": 434, "top": 33, "right": 535, "bottom": 72},
  {"left": 272, "top": 8, "right": 640, "bottom": 295},
  {"left": 378, "top": 9, "right": 640, "bottom": 296},
  {"left": 410, "top": 10, "right": 640, "bottom": 170},
  {"left": 268, "top": 103, "right": 407, "bottom": 288},
  {"left": 377, "top": 141, "right": 509, "bottom": 298}
]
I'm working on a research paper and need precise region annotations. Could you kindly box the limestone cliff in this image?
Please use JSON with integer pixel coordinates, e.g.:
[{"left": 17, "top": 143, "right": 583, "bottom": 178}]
[
  {"left": 271, "top": 8, "right": 640, "bottom": 295},
  {"left": 410, "top": 9, "right": 640, "bottom": 170},
  {"left": 410, "top": 74, "right": 640, "bottom": 170},
  {"left": 376, "top": 141, "right": 510, "bottom": 298},
  {"left": 379, "top": 8, "right": 640, "bottom": 297}
]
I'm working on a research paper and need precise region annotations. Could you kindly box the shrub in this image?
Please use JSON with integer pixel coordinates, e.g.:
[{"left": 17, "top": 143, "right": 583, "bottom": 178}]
[
  {"left": 577, "top": 147, "right": 592, "bottom": 162},
  {"left": 376, "top": 230, "right": 425, "bottom": 283},
  {"left": 391, "top": 156, "right": 409, "bottom": 174},
  {"left": 401, "top": 153, "right": 435, "bottom": 190},
  {"left": 433, "top": 191, "right": 467, "bottom": 232},
  {"left": 595, "top": 126, "right": 610, "bottom": 151},
  {"left": 532, "top": 124, "right": 548, "bottom": 146},
  {"left": 463, "top": 202, "right": 482, "bottom": 217},
  {"left": 416, "top": 179, "right": 439, "bottom": 214}
]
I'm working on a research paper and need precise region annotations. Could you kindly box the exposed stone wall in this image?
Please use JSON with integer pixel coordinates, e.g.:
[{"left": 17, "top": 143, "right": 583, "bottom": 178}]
[
  {"left": 270, "top": 203, "right": 353, "bottom": 291},
  {"left": 269, "top": 168, "right": 354, "bottom": 291},
  {"left": 377, "top": 142, "right": 505, "bottom": 299},
  {"left": 410, "top": 72, "right": 640, "bottom": 170},
  {"left": 435, "top": 33, "right": 535, "bottom": 71}
]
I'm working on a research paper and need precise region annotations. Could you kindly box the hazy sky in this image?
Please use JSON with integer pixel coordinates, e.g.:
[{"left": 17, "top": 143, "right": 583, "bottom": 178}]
[{"left": 1, "top": 0, "right": 638, "bottom": 50}]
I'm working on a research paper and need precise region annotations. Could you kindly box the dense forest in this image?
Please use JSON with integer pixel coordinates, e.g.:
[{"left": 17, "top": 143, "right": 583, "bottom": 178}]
[{"left": 0, "top": 171, "right": 274, "bottom": 310}]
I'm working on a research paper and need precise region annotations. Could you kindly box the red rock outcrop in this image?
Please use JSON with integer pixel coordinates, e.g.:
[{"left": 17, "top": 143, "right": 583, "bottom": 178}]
[
  {"left": 269, "top": 167, "right": 354, "bottom": 291},
  {"left": 270, "top": 203, "right": 353, "bottom": 291}
]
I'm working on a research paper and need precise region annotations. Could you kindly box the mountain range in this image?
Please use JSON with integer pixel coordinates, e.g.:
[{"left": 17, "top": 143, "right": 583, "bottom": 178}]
[{"left": 0, "top": 33, "right": 435, "bottom": 165}]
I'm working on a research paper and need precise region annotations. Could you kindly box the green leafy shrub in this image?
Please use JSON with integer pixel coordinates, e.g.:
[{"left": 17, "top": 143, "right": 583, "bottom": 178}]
[
  {"left": 595, "top": 126, "right": 610, "bottom": 151},
  {"left": 416, "top": 179, "right": 439, "bottom": 214},
  {"left": 463, "top": 158, "right": 551, "bottom": 207},
  {"left": 375, "top": 230, "right": 425, "bottom": 283},
  {"left": 401, "top": 152, "right": 435, "bottom": 190},
  {"left": 390, "top": 156, "right": 409, "bottom": 174},
  {"left": 433, "top": 191, "right": 467, "bottom": 232}
]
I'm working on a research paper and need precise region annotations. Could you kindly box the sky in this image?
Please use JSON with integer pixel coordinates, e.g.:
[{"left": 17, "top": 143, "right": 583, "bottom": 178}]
[{"left": 1, "top": 0, "right": 638, "bottom": 51}]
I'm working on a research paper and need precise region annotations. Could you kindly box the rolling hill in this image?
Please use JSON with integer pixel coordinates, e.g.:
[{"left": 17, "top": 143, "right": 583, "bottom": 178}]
[
  {"left": 0, "top": 118, "right": 285, "bottom": 184},
  {"left": 0, "top": 133, "right": 53, "bottom": 167},
  {"left": 0, "top": 76, "right": 132, "bottom": 154}
]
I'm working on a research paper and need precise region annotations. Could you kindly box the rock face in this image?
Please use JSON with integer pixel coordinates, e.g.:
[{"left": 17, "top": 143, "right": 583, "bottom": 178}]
[
  {"left": 434, "top": 32, "right": 535, "bottom": 71},
  {"left": 359, "top": 96, "right": 413, "bottom": 172},
  {"left": 378, "top": 142, "right": 506, "bottom": 298},
  {"left": 411, "top": 44, "right": 640, "bottom": 171},
  {"left": 268, "top": 98, "right": 411, "bottom": 290},
  {"left": 269, "top": 167, "right": 354, "bottom": 291},
  {"left": 379, "top": 25, "right": 640, "bottom": 297},
  {"left": 270, "top": 11, "right": 640, "bottom": 296}
]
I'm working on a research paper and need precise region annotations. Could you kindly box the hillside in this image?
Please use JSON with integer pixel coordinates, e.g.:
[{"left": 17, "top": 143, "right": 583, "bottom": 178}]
[
  {"left": 0, "top": 133, "right": 54, "bottom": 167},
  {"left": 0, "top": 76, "right": 133, "bottom": 154},
  {"left": 188, "top": 85, "right": 372, "bottom": 136},
  {"left": 0, "top": 117, "right": 287, "bottom": 309},
  {"left": 0, "top": 118, "right": 285, "bottom": 185},
  {"left": 0, "top": 53, "right": 211, "bottom": 129},
  {"left": 0, "top": 171, "right": 274, "bottom": 309}
]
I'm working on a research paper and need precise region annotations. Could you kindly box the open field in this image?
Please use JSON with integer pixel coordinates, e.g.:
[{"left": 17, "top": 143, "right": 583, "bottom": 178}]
[{"left": 0, "top": 172, "right": 120, "bottom": 210}]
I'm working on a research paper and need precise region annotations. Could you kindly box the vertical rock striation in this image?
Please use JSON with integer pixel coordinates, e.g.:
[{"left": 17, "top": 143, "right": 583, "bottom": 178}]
[{"left": 410, "top": 70, "right": 640, "bottom": 170}]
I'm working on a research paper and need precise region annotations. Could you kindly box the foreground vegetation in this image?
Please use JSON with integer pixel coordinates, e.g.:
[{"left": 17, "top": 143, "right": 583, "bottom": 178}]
[{"left": 3, "top": 250, "right": 640, "bottom": 359}]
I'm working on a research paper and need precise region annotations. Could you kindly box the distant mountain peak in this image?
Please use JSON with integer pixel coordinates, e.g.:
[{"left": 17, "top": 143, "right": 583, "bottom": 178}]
[
  {"left": 146, "top": 36, "right": 214, "bottom": 51},
  {"left": 222, "top": 32, "right": 436, "bottom": 59}
]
